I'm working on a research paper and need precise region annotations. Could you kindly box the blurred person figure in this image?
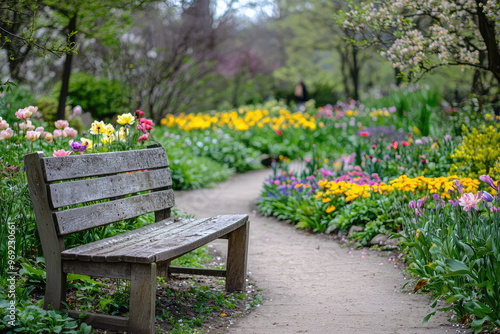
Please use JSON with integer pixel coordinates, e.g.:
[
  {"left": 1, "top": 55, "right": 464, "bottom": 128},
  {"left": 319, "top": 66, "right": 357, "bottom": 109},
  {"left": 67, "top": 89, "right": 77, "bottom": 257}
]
[{"left": 294, "top": 78, "right": 308, "bottom": 110}]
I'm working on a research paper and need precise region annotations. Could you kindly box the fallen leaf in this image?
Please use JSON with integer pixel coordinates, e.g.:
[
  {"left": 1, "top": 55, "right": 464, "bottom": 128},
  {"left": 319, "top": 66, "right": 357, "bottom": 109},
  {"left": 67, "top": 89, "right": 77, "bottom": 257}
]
[{"left": 413, "top": 279, "right": 428, "bottom": 293}]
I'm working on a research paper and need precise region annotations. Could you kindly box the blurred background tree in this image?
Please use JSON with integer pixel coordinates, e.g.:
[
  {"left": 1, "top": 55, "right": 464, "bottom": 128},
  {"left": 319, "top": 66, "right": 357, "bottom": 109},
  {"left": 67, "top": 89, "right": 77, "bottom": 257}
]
[{"left": 1, "top": 0, "right": 496, "bottom": 121}]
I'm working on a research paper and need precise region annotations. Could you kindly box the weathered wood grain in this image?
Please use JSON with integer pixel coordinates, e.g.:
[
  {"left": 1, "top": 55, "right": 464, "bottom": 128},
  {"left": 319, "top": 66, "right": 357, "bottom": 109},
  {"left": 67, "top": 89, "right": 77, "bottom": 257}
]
[
  {"left": 169, "top": 266, "right": 227, "bottom": 277},
  {"left": 61, "top": 215, "right": 248, "bottom": 263},
  {"left": 63, "top": 217, "right": 217, "bottom": 262},
  {"left": 226, "top": 222, "right": 249, "bottom": 292},
  {"left": 129, "top": 263, "right": 156, "bottom": 334},
  {"left": 62, "top": 261, "right": 131, "bottom": 280},
  {"left": 61, "top": 217, "right": 180, "bottom": 260},
  {"left": 93, "top": 217, "right": 215, "bottom": 262},
  {"left": 63, "top": 309, "right": 128, "bottom": 331},
  {"left": 49, "top": 168, "right": 172, "bottom": 208},
  {"left": 43, "top": 147, "right": 168, "bottom": 182},
  {"left": 24, "top": 152, "right": 66, "bottom": 310},
  {"left": 54, "top": 189, "right": 175, "bottom": 235}
]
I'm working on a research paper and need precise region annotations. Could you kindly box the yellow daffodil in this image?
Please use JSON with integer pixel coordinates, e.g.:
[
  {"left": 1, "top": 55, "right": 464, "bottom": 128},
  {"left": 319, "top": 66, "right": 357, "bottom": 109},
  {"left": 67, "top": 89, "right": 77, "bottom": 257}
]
[{"left": 90, "top": 121, "right": 107, "bottom": 135}]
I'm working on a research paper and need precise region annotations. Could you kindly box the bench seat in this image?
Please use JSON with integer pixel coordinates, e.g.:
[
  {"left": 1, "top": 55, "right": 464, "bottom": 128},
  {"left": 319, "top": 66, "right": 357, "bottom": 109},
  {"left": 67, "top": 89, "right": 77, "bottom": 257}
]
[{"left": 61, "top": 214, "right": 248, "bottom": 263}]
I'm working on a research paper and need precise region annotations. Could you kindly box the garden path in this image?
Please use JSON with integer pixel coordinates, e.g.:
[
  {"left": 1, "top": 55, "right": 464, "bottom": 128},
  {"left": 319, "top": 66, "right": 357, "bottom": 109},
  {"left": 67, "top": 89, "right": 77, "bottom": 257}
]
[{"left": 174, "top": 168, "right": 459, "bottom": 334}]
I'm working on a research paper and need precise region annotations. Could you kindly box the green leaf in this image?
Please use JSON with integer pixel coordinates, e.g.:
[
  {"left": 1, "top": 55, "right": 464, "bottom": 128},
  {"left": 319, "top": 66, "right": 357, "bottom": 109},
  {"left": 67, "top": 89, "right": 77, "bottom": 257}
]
[
  {"left": 445, "top": 294, "right": 457, "bottom": 304},
  {"left": 444, "top": 259, "right": 470, "bottom": 275},
  {"left": 296, "top": 221, "right": 309, "bottom": 229},
  {"left": 422, "top": 310, "right": 437, "bottom": 324}
]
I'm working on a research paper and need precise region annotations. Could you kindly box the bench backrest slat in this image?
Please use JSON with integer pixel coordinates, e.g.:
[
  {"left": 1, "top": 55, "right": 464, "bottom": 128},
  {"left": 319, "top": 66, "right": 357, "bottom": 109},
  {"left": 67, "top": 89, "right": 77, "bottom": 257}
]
[
  {"left": 49, "top": 168, "right": 172, "bottom": 208},
  {"left": 42, "top": 147, "right": 168, "bottom": 182},
  {"left": 54, "top": 189, "right": 175, "bottom": 235},
  {"left": 25, "top": 146, "right": 174, "bottom": 239}
]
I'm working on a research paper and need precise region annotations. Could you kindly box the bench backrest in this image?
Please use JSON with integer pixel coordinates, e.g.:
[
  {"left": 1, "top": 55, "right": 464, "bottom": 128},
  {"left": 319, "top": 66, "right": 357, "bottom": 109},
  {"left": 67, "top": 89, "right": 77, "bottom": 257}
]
[{"left": 24, "top": 146, "right": 174, "bottom": 254}]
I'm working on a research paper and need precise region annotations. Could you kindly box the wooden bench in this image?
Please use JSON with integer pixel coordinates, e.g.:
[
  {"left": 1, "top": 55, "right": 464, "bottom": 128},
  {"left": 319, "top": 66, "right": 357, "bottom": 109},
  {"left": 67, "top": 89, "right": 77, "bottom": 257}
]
[{"left": 24, "top": 145, "right": 249, "bottom": 334}]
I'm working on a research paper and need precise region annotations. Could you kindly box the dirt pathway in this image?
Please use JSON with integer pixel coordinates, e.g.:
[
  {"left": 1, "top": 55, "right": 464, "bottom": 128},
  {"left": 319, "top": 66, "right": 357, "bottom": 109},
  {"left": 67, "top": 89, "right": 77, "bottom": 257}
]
[{"left": 174, "top": 168, "right": 458, "bottom": 334}]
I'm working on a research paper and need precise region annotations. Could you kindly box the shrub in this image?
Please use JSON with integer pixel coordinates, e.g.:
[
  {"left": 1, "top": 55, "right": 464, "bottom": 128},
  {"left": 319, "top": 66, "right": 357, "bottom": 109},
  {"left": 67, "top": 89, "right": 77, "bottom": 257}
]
[
  {"left": 50, "top": 73, "right": 130, "bottom": 121},
  {"left": 36, "top": 95, "right": 59, "bottom": 123},
  {"left": 450, "top": 125, "right": 500, "bottom": 180}
]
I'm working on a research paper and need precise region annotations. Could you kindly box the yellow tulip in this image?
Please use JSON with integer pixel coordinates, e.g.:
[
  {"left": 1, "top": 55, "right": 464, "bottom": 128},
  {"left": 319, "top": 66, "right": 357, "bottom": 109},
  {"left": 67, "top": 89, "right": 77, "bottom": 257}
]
[{"left": 117, "top": 113, "right": 135, "bottom": 126}]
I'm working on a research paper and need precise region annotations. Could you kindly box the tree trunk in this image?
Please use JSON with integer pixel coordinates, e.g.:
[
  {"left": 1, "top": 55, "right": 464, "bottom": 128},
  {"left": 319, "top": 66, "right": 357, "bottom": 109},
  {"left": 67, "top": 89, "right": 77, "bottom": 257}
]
[
  {"left": 349, "top": 45, "right": 360, "bottom": 101},
  {"left": 394, "top": 68, "right": 403, "bottom": 86},
  {"left": 338, "top": 46, "right": 351, "bottom": 99},
  {"left": 57, "top": 14, "right": 77, "bottom": 120},
  {"left": 476, "top": 0, "right": 500, "bottom": 84},
  {"left": 8, "top": 50, "right": 27, "bottom": 84}
]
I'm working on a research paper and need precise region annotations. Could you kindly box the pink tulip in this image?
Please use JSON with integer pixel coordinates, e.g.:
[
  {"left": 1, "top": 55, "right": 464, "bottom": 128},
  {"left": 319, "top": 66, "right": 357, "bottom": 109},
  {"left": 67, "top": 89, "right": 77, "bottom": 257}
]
[
  {"left": 19, "top": 120, "right": 35, "bottom": 131},
  {"left": 53, "top": 149, "right": 72, "bottom": 157},
  {"left": 45, "top": 133, "right": 54, "bottom": 143},
  {"left": 55, "top": 120, "right": 69, "bottom": 129},
  {"left": 0, "top": 128, "right": 13, "bottom": 140},
  {"left": 15, "top": 108, "right": 32, "bottom": 120},
  {"left": 25, "top": 130, "right": 40, "bottom": 141},
  {"left": 0, "top": 120, "right": 9, "bottom": 129},
  {"left": 53, "top": 129, "right": 63, "bottom": 138},
  {"left": 35, "top": 126, "right": 44, "bottom": 133},
  {"left": 63, "top": 127, "right": 78, "bottom": 138}
]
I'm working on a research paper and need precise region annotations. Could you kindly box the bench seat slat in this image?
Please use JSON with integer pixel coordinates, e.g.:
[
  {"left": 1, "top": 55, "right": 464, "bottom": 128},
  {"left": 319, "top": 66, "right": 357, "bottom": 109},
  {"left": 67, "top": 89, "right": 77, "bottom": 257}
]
[
  {"left": 55, "top": 189, "right": 175, "bottom": 235},
  {"left": 43, "top": 147, "right": 168, "bottom": 182},
  {"left": 82, "top": 218, "right": 211, "bottom": 262},
  {"left": 61, "top": 214, "right": 248, "bottom": 263},
  {"left": 63, "top": 218, "right": 196, "bottom": 262},
  {"left": 59, "top": 218, "right": 178, "bottom": 260},
  {"left": 128, "top": 215, "right": 248, "bottom": 264},
  {"left": 49, "top": 169, "right": 172, "bottom": 208}
]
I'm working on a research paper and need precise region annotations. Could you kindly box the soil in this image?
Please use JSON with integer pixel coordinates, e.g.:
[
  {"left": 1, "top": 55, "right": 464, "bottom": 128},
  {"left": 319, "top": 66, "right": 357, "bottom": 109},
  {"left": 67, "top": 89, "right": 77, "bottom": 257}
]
[{"left": 174, "top": 167, "right": 466, "bottom": 334}]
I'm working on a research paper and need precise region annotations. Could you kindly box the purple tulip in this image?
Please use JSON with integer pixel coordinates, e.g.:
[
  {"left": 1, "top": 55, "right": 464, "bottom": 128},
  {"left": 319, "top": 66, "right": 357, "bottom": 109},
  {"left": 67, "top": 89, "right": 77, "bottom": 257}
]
[
  {"left": 70, "top": 141, "right": 88, "bottom": 152},
  {"left": 480, "top": 175, "right": 498, "bottom": 191},
  {"left": 482, "top": 191, "right": 494, "bottom": 202},
  {"left": 453, "top": 179, "right": 463, "bottom": 195}
]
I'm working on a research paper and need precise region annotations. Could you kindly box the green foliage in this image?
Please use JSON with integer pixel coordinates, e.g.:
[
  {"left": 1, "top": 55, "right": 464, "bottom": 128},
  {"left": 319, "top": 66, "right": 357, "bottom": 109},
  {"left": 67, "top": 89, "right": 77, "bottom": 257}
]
[
  {"left": 397, "top": 193, "right": 500, "bottom": 332},
  {"left": 50, "top": 73, "right": 130, "bottom": 121},
  {"left": 362, "top": 84, "right": 442, "bottom": 136},
  {"left": 310, "top": 81, "right": 342, "bottom": 107},
  {"left": 171, "top": 246, "right": 213, "bottom": 268},
  {"left": 0, "top": 86, "right": 35, "bottom": 124},
  {"left": 450, "top": 125, "right": 500, "bottom": 180},
  {"left": 155, "top": 279, "right": 256, "bottom": 333},
  {"left": 0, "top": 281, "right": 92, "bottom": 334},
  {"left": 332, "top": 196, "right": 402, "bottom": 245},
  {"left": 36, "top": 95, "right": 59, "bottom": 123},
  {"left": 180, "top": 130, "right": 263, "bottom": 173}
]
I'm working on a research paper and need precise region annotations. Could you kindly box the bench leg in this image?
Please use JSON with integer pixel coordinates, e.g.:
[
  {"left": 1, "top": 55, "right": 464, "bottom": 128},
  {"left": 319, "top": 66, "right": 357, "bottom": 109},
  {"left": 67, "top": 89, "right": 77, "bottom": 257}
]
[
  {"left": 226, "top": 222, "right": 249, "bottom": 292},
  {"left": 44, "top": 263, "right": 66, "bottom": 310},
  {"left": 129, "top": 263, "right": 157, "bottom": 334}
]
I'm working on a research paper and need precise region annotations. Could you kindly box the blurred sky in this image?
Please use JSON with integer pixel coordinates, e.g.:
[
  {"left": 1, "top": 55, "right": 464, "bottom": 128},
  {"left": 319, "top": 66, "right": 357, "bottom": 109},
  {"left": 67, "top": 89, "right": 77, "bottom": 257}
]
[{"left": 215, "top": 0, "right": 274, "bottom": 19}]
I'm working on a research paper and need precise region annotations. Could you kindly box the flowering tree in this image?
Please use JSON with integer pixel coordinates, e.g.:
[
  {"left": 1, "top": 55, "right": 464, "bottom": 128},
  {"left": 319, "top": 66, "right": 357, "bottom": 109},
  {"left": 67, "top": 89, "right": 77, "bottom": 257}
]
[{"left": 335, "top": 0, "right": 500, "bottom": 86}]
